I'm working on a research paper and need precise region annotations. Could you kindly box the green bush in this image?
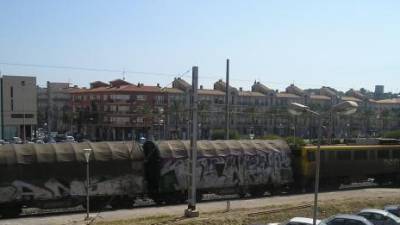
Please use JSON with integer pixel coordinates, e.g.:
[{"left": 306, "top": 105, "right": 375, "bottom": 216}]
[
  {"left": 285, "top": 136, "right": 306, "bottom": 147},
  {"left": 383, "top": 130, "right": 400, "bottom": 139},
  {"left": 260, "top": 134, "right": 283, "bottom": 140},
  {"left": 211, "top": 129, "right": 240, "bottom": 140}
]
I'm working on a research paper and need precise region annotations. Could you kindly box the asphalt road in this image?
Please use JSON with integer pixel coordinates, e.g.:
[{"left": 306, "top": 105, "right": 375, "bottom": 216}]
[{"left": 1, "top": 188, "right": 400, "bottom": 225}]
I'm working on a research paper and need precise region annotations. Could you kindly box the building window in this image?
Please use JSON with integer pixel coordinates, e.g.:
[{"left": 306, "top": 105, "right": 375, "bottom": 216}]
[
  {"left": 110, "top": 116, "right": 130, "bottom": 123},
  {"left": 118, "top": 105, "right": 130, "bottom": 113},
  {"left": 11, "top": 114, "right": 34, "bottom": 118},
  {"left": 137, "top": 95, "right": 146, "bottom": 101},
  {"left": 11, "top": 99, "right": 14, "bottom": 111},
  {"left": 377, "top": 150, "right": 390, "bottom": 159},
  {"left": 392, "top": 150, "right": 400, "bottom": 159},
  {"left": 155, "top": 95, "right": 164, "bottom": 104},
  {"left": 110, "top": 94, "right": 130, "bottom": 101},
  {"left": 10, "top": 86, "right": 13, "bottom": 98},
  {"left": 354, "top": 150, "right": 368, "bottom": 160},
  {"left": 337, "top": 151, "right": 351, "bottom": 160}
]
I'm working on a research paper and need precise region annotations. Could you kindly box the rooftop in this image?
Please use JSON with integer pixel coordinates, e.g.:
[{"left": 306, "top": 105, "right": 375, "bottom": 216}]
[{"left": 276, "top": 92, "right": 302, "bottom": 98}]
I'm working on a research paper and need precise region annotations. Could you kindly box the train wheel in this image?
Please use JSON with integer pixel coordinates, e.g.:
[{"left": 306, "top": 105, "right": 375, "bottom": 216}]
[
  {"left": 196, "top": 192, "right": 203, "bottom": 202},
  {"left": 83, "top": 199, "right": 108, "bottom": 211},
  {"left": 0, "top": 205, "right": 22, "bottom": 218},
  {"left": 110, "top": 198, "right": 134, "bottom": 209},
  {"left": 249, "top": 187, "right": 265, "bottom": 197}
]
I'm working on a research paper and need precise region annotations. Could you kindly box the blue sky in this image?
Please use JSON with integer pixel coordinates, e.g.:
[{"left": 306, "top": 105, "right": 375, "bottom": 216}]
[{"left": 0, "top": 0, "right": 399, "bottom": 93}]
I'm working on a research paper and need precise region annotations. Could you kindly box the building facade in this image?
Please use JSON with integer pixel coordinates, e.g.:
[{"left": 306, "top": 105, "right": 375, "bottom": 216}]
[
  {"left": 0, "top": 75, "right": 37, "bottom": 140},
  {"left": 71, "top": 79, "right": 166, "bottom": 141},
  {"left": 70, "top": 78, "right": 400, "bottom": 141},
  {"left": 37, "top": 82, "right": 75, "bottom": 134}
]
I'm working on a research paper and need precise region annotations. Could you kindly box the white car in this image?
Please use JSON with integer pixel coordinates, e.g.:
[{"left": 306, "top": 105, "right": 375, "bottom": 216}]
[
  {"left": 269, "top": 217, "right": 321, "bottom": 225},
  {"left": 358, "top": 209, "right": 400, "bottom": 225},
  {"left": 64, "top": 136, "right": 76, "bottom": 143},
  {"left": 384, "top": 205, "right": 400, "bottom": 217}
]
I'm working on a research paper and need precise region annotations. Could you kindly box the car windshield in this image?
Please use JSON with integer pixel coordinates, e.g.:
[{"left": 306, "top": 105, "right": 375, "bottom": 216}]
[
  {"left": 386, "top": 212, "right": 400, "bottom": 223},
  {"left": 387, "top": 209, "right": 400, "bottom": 217}
]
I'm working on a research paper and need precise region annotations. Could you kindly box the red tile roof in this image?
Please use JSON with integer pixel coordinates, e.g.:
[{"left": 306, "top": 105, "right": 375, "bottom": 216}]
[{"left": 70, "top": 84, "right": 162, "bottom": 94}]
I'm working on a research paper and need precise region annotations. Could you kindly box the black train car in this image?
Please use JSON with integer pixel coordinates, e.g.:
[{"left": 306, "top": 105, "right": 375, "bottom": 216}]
[
  {"left": 0, "top": 142, "right": 144, "bottom": 217},
  {"left": 143, "top": 139, "right": 293, "bottom": 204},
  {"left": 292, "top": 144, "right": 400, "bottom": 190}
]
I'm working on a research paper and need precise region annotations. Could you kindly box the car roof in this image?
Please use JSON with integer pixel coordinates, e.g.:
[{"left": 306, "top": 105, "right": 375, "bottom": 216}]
[
  {"left": 385, "top": 205, "right": 400, "bottom": 210},
  {"left": 360, "top": 209, "right": 390, "bottom": 216},
  {"left": 359, "top": 209, "right": 400, "bottom": 222},
  {"left": 290, "top": 217, "right": 321, "bottom": 224},
  {"left": 331, "top": 214, "right": 372, "bottom": 222}
]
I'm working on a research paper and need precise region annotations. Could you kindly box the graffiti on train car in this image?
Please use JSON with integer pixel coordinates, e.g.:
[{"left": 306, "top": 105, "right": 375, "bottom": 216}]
[
  {"left": 159, "top": 150, "right": 291, "bottom": 192},
  {"left": 245, "top": 151, "right": 291, "bottom": 184},
  {"left": 0, "top": 174, "right": 143, "bottom": 203}
]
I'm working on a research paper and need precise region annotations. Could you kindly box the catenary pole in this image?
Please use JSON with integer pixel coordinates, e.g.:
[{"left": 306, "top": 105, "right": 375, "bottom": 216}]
[
  {"left": 185, "top": 66, "right": 199, "bottom": 217},
  {"left": 225, "top": 59, "right": 230, "bottom": 139}
]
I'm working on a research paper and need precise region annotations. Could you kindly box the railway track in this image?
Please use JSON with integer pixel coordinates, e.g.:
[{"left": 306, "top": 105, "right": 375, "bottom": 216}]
[{"left": 2, "top": 181, "right": 381, "bottom": 220}]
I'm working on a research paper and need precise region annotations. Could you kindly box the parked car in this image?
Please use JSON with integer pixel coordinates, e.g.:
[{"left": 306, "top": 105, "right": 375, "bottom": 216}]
[
  {"left": 384, "top": 205, "right": 400, "bottom": 217},
  {"left": 320, "top": 214, "right": 373, "bottom": 225},
  {"left": 357, "top": 209, "right": 400, "bottom": 225},
  {"left": 0, "top": 139, "right": 9, "bottom": 145},
  {"left": 9, "top": 137, "right": 23, "bottom": 144},
  {"left": 35, "top": 139, "right": 45, "bottom": 144},
  {"left": 64, "top": 136, "right": 76, "bottom": 143},
  {"left": 269, "top": 217, "right": 321, "bottom": 225}
]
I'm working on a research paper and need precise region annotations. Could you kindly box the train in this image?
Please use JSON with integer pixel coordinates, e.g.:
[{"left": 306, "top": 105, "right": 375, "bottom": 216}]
[{"left": 0, "top": 139, "right": 400, "bottom": 217}]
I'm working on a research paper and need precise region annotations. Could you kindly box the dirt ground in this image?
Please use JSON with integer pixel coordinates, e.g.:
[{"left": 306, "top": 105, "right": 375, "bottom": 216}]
[{"left": 1, "top": 188, "right": 400, "bottom": 225}]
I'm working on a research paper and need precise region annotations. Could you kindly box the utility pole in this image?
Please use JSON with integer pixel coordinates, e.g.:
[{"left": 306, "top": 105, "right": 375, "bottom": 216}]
[
  {"left": 225, "top": 59, "right": 230, "bottom": 140},
  {"left": 21, "top": 81, "right": 26, "bottom": 143},
  {"left": 185, "top": 66, "right": 199, "bottom": 217}
]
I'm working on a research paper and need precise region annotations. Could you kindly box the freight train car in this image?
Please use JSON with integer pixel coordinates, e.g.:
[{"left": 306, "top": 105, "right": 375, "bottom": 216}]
[
  {"left": 0, "top": 142, "right": 144, "bottom": 217},
  {"left": 292, "top": 144, "right": 400, "bottom": 190},
  {"left": 143, "top": 139, "right": 293, "bottom": 204}
]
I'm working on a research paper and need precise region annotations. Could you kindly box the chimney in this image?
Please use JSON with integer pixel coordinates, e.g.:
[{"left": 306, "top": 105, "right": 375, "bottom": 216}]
[
  {"left": 157, "top": 83, "right": 160, "bottom": 88},
  {"left": 200, "top": 85, "right": 203, "bottom": 90},
  {"left": 239, "top": 87, "right": 243, "bottom": 92}
]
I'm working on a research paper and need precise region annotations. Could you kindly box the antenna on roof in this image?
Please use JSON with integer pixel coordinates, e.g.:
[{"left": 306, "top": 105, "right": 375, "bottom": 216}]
[{"left": 122, "top": 68, "right": 126, "bottom": 80}]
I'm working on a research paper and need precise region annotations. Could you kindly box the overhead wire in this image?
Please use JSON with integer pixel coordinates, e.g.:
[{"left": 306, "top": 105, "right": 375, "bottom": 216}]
[{"left": 1, "top": 61, "right": 397, "bottom": 93}]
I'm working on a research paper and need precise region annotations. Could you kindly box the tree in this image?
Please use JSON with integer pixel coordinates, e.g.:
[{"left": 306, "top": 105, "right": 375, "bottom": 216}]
[
  {"left": 168, "top": 99, "right": 184, "bottom": 139},
  {"left": 383, "top": 130, "right": 400, "bottom": 139},
  {"left": 198, "top": 100, "right": 210, "bottom": 139},
  {"left": 211, "top": 129, "right": 239, "bottom": 140}
]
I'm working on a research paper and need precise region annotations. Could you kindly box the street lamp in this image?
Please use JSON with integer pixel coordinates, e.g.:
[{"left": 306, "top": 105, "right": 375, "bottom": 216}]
[
  {"left": 288, "top": 101, "right": 358, "bottom": 225},
  {"left": 83, "top": 148, "right": 93, "bottom": 221}
]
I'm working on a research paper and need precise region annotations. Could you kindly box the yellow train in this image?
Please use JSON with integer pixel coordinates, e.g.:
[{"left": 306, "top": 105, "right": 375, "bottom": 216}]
[{"left": 292, "top": 144, "right": 400, "bottom": 190}]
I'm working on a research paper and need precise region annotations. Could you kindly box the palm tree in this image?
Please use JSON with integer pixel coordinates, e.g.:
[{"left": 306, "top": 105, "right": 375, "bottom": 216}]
[
  {"left": 361, "top": 108, "right": 374, "bottom": 137},
  {"left": 168, "top": 99, "right": 184, "bottom": 139},
  {"left": 244, "top": 106, "right": 257, "bottom": 136},
  {"left": 198, "top": 100, "right": 210, "bottom": 139},
  {"left": 140, "top": 104, "right": 154, "bottom": 139}
]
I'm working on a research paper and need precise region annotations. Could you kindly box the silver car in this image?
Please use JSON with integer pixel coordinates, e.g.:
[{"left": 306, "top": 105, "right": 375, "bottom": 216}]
[
  {"left": 357, "top": 209, "right": 400, "bottom": 225},
  {"left": 320, "top": 214, "right": 374, "bottom": 225},
  {"left": 384, "top": 205, "right": 400, "bottom": 217},
  {"left": 269, "top": 217, "right": 321, "bottom": 225}
]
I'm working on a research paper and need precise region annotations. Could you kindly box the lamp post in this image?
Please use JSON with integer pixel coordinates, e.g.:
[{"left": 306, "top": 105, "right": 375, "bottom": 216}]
[
  {"left": 83, "top": 148, "right": 92, "bottom": 221},
  {"left": 288, "top": 101, "right": 358, "bottom": 225}
]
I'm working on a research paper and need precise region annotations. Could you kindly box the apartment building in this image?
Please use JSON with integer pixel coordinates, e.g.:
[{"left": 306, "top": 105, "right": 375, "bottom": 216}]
[
  {"left": 71, "top": 79, "right": 166, "bottom": 141},
  {"left": 0, "top": 75, "right": 37, "bottom": 140},
  {"left": 37, "top": 82, "right": 75, "bottom": 134},
  {"left": 71, "top": 77, "right": 400, "bottom": 141}
]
